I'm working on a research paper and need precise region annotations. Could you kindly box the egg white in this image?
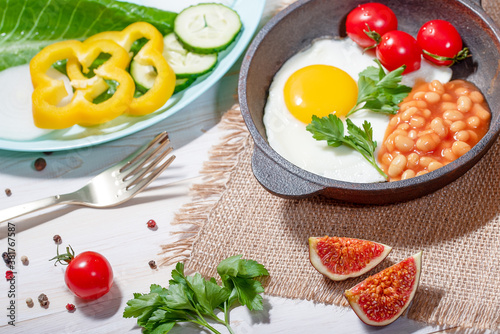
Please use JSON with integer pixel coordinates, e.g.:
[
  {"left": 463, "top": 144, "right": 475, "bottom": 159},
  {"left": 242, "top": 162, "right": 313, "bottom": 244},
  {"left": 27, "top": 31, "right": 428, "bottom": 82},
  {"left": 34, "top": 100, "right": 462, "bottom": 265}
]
[{"left": 263, "top": 38, "right": 452, "bottom": 183}]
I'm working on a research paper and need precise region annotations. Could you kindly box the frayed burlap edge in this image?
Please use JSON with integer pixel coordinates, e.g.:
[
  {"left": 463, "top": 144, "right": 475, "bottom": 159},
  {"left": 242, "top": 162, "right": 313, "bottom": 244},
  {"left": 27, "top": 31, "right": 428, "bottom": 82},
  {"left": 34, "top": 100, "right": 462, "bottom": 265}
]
[{"left": 159, "top": 105, "right": 249, "bottom": 267}]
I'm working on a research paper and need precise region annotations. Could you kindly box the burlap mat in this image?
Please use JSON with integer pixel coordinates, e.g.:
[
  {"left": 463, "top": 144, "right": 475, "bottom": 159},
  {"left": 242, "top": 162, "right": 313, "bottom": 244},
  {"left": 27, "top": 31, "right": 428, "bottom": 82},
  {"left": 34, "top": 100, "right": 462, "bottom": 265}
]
[{"left": 161, "top": 2, "right": 500, "bottom": 332}]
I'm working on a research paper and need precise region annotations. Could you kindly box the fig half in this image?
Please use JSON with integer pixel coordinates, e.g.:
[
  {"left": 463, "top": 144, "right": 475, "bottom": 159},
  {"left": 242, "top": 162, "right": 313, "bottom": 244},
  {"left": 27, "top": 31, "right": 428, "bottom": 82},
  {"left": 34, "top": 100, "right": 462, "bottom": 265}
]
[
  {"left": 309, "top": 236, "right": 392, "bottom": 281},
  {"left": 344, "top": 251, "right": 423, "bottom": 326}
]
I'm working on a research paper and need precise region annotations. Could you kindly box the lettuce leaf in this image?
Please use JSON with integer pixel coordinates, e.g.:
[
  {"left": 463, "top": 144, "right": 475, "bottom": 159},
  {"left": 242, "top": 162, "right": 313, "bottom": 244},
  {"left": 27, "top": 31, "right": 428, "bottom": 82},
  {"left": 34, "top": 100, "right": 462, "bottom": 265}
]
[{"left": 0, "top": 0, "right": 177, "bottom": 71}]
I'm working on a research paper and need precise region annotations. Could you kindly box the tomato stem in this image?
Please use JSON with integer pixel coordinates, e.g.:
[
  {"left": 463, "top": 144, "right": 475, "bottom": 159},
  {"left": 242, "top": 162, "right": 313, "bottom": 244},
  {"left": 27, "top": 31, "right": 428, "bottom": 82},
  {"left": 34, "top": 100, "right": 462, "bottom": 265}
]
[
  {"left": 363, "top": 23, "right": 381, "bottom": 52},
  {"left": 422, "top": 47, "right": 470, "bottom": 66},
  {"left": 49, "top": 244, "right": 75, "bottom": 266}
]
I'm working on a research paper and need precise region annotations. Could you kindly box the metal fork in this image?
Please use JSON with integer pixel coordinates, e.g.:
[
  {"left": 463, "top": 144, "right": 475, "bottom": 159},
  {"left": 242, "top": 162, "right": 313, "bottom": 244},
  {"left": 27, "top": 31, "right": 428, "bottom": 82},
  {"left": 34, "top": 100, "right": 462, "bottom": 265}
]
[{"left": 0, "top": 132, "right": 175, "bottom": 224}]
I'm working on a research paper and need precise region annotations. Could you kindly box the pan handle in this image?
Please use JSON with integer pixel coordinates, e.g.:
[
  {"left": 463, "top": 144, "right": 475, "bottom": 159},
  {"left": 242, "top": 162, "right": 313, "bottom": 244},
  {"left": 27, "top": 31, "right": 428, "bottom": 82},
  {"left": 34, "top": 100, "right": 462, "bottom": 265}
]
[{"left": 251, "top": 145, "right": 324, "bottom": 198}]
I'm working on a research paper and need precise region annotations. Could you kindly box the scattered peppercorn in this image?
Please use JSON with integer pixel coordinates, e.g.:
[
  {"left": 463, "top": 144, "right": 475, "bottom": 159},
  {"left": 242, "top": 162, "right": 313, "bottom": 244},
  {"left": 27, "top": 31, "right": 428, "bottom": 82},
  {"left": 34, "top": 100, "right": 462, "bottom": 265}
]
[
  {"left": 148, "top": 260, "right": 157, "bottom": 269},
  {"left": 26, "top": 298, "right": 34, "bottom": 308},
  {"left": 38, "top": 293, "right": 49, "bottom": 307},
  {"left": 5, "top": 270, "right": 14, "bottom": 280},
  {"left": 21, "top": 255, "right": 29, "bottom": 265},
  {"left": 5, "top": 188, "right": 11, "bottom": 196},
  {"left": 53, "top": 234, "right": 62, "bottom": 244},
  {"left": 66, "top": 303, "right": 76, "bottom": 312},
  {"left": 34, "top": 157, "right": 47, "bottom": 171},
  {"left": 147, "top": 219, "right": 157, "bottom": 229},
  {"left": 2, "top": 252, "right": 11, "bottom": 266}
]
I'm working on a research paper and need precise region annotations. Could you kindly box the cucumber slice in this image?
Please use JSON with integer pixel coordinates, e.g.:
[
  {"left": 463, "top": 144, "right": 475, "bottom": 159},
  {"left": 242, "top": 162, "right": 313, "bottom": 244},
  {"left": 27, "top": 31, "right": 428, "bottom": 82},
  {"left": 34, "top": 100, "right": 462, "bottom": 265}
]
[
  {"left": 130, "top": 59, "right": 157, "bottom": 89},
  {"left": 163, "top": 33, "right": 217, "bottom": 78},
  {"left": 174, "top": 3, "right": 242, "bottom": 54},
  {"left": 174, "top": 77, "right": 195, "bottom": 93}
]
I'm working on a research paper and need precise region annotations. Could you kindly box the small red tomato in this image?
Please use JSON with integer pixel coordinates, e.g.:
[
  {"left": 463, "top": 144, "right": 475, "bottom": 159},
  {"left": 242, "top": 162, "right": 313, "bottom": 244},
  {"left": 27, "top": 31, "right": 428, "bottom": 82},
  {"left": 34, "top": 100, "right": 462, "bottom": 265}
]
[
  {"left": 51, "top": 246, "right": 113, "bottom": 300},
  {"left": 346, "top": 2, "right": 398, "bottom": 48},
  {"left": 376, "top": 30, "right": 422, "bottom": 74},
  {"left": 417, "top": 19, "right": 469, "bottom": 66}
]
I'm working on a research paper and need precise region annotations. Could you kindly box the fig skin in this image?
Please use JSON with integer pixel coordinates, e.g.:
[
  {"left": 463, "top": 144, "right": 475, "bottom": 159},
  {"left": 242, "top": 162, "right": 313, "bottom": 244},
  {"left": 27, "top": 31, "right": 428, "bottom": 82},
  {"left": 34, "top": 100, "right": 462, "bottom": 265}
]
[
  {"left": 309, "top": 236, "right": 392, "bottom": 281},
  {"left": 344, "top": 251, "right": 423, "bottom": 326}
]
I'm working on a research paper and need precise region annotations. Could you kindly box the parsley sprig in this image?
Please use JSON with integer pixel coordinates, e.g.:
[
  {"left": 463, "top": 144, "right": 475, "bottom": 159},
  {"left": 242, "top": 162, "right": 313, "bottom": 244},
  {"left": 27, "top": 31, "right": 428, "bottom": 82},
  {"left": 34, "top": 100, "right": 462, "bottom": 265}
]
[
  {"left": 347, "top": 60, "right": 411, "bottom": 117},
  {"left": 306, "top": 114, "right": 388, "bottom": 180},
  {"left": 123, "top": 255, "right": 269, "bottom": 334}
]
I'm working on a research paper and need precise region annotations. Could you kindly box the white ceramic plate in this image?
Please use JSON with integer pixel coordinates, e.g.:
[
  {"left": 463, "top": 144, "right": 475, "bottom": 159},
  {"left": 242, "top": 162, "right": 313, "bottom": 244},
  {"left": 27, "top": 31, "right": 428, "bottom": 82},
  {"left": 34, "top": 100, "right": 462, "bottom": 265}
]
[{"left": 0, "top": 0, "right": 265, "bottom": 152}]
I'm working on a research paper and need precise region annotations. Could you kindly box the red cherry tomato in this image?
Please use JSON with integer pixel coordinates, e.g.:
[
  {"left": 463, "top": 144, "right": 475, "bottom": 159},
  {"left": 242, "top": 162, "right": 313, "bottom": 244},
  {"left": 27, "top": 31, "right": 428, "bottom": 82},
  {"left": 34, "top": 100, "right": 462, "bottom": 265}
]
[
  {"left": 376, "top": 30, "right": 422, "bottom": 74},
  {"left": 417, "top": 19, "right": 468, "bottom": 66},
  {"left": 64, "top": 250, "right": 113, "bottom": 300},
  {"left": 346, "top": 2, "right": 398, "bottom": 48}
]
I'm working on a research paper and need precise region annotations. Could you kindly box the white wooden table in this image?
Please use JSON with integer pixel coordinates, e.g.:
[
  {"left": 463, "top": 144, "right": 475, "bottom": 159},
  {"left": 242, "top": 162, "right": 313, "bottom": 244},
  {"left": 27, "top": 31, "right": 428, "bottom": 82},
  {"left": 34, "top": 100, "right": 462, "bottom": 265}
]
[{"left": 0, "top": 1, "right": 451, "bottom": 333}]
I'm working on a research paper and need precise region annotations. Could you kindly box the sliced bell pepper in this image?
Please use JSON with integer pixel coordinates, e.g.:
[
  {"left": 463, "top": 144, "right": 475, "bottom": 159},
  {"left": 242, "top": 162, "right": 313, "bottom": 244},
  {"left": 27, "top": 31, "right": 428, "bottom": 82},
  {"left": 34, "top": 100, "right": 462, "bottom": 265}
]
[
  {"left": 70, "top": 22, "right": 176, "bottom": 116},
  {"left": 30, "top": 39, "right": 135, "bottom": 129}
]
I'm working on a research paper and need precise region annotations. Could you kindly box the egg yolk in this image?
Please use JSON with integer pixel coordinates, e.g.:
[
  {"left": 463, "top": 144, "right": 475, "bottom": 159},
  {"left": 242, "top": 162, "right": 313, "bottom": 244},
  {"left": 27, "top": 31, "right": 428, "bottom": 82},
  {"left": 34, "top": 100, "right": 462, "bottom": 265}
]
[{"left": 283, "top": 64, "right": 358, "bottom": 123}]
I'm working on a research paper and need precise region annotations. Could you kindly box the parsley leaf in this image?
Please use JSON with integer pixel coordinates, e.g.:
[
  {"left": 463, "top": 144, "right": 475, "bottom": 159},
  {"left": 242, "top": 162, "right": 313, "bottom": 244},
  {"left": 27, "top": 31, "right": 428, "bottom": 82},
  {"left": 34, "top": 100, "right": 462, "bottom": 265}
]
[
  {"left": 347, "top": 60, "right": 411, "bottom": 116},
  {"left": 124, "top": 255, "right": 269, "bottom": 334},
  {"left": 306, "top": 114, "right": 388, "bottom": 180}
]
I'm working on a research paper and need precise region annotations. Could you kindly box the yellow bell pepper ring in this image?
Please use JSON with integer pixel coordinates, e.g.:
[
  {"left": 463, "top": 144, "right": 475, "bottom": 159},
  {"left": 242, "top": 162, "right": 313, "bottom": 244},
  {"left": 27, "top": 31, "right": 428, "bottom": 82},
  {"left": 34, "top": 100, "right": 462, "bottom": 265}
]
[
  {"left": 30, "top": 39, "right": 135, "bottom": 129},
  {"left": 78, "top": 22, "right": 176, "bottom": 116}
]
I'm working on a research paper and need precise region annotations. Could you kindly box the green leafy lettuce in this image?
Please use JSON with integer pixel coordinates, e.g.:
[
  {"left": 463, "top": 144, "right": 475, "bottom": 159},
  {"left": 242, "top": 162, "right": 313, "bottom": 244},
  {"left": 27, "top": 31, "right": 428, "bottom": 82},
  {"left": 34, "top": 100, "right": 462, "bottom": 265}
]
[{"left": 0, "top": 0, "right": 177, "bottom": 71}]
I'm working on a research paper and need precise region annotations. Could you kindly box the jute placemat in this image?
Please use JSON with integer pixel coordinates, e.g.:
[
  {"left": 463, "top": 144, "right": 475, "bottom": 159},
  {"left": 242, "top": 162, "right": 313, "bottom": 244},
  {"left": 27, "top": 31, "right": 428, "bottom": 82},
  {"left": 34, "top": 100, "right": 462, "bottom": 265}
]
[{"left": 161, "top": 2, "right": 500, "bottom": 332}]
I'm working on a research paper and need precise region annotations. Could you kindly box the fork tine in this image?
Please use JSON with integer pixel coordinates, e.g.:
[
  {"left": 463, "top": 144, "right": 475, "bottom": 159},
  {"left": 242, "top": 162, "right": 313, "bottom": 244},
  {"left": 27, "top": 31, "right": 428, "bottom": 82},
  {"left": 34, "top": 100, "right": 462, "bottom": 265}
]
[
  {"left": 124, "top": 146, "right": 174, "bottom": 188},
  {"left": 117, "top": 132, "right": 169, "bottom": 173},
  {"left": 125, "top": 154, "right": 176, "bottom": 194},
  {"left": 122, "top": 136, "right": 172, "bottom": 179}
]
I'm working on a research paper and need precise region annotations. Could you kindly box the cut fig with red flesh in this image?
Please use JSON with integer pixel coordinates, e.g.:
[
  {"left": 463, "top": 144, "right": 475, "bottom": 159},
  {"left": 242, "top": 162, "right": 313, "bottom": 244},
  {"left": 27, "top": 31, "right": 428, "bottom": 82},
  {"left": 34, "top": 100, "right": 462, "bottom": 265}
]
[
  {"left": 309, "top": 236, "right": 392, "bottom": 281},
  {"left": 344, "top": 251, "right": 423, "bottom": 326}
]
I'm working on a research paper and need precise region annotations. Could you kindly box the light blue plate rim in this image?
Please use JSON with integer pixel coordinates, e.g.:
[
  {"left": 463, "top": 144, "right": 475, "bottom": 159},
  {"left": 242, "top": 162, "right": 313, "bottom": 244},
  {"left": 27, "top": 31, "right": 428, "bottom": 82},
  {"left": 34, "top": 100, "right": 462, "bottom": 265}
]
[{"left": 0, "top": 0, "right": 265, "bottom": 152}]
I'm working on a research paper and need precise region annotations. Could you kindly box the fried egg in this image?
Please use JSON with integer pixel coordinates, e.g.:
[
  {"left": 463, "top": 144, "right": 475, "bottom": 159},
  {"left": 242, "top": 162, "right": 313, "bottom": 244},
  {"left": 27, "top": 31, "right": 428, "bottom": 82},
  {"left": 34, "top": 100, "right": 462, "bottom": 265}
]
[{"left": 263, "top": 38, "right": 453, "bottom": 183}]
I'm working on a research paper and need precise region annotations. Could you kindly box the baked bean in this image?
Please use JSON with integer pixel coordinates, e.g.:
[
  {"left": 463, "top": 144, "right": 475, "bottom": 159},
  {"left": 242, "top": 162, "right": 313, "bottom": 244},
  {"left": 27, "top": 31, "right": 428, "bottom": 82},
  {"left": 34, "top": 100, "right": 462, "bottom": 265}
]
[
  {"left": 472, "top": 103, "right": 491, "bottom": 121},
  {"left": 443, "top": 110, "right": 464, "bottom": 121},
  {"left": 430, "top": 80, "right": 444, "bottom": 94},
  {"left": 400, "top": 101, "right": 417, "bottom": 111},
  {"left": 455, "top": 87, "right": 469, "bottom": 95},
  {"left": 416, "top": 170, "right": 429, "bottom": 176},
  {"left": 381, "top": 153, "right": 393, "bottom": 165},
  {"left": 388, "top": 154, "right": 407, "bottom": 177},
  {"left": 424, "top": 92, "right": 440, "bottom": 104},
  {"left": 450, "top": 121, "right": 466, "bottom": 132},
  {"left": 384, "top": 134, "right": 395, "bottom": 152},
  {"left": 401, "top": 169, "right": 416, "bottom": 180},
  {"left": 452, "top": 141, "right": 471, "bottom": 157},
  {"left": 408, "top": 130, "right": 417, "bottom": 139},
  {"left": 422, "top": 109, "right": 432, "bottom": 118},
  {"left": 457, "top": 96, "right": 472, "bottom": 113},
  {"left": 442, "top": 148, "right": 457, "bottom": 161},
  {"left": 419, "top": 156, "right": 434, "bottom": 167},
  {"left": 416, "top": 101, "right": 427, "bottom": 109},
  {"left": 410, "top": 116, "right": 426, "bottom": 128},
  {"left": 468, "top": 130, "right": 478, "bottom": 143},
  {"left": 441, "top": 102, "right": 457, "bottom": 112},
  {"left": 393, "top": 129, "right": 408, "bottom": 136},
  {"left": 455, "top": 130, "right": 470, "bottom": 142},
  {"left": 430, "top": 118, "right": 448, "bottom": 138},
  {"left": 398, "top": 123, "right": 410, "bottom": 130},
  {"left": 413, "top": 91, "right": 425, "bottom": 100},
  {"left": 389, "top": 116, "right": 400, "bottom": 127},
  {"left": 416, "top": 134, "right": 438, "bottom": 152},
  {"left": 407, "top": 153, "right": 420, "bottom": 167},
  {"left": 469, "top": 91, "right": 484, "bottom": 103},
  {"left": 401, "top": 107, "right": 418, "bottom": 121},
  {"left": 417, "top": 129, "right": 434, "bottom": 137},
  {"left": 442, "top": 93, "right": 453, "bottom": 102},
  {"left": 394, "top": 135, "right": 414, "bottom": 152},
  {"left": 428, "top": 161, "right": 444, "bottom": 172},
  {"left": 467, "top": 116, "right": 480, "bottom": 129}
]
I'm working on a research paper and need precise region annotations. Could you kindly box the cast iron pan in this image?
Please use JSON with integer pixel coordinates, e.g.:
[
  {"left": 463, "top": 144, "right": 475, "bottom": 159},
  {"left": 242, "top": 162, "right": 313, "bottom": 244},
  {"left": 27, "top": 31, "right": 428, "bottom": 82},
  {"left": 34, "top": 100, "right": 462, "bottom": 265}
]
[{"left": 238, "top": 0, "right": 500, "bottom": 204}]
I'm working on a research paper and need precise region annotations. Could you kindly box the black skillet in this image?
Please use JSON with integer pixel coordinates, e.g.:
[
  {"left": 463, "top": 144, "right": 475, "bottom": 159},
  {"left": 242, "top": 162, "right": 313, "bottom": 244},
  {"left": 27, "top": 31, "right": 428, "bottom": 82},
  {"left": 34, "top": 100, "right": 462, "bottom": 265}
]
[{"left": 238, "top": 0, "right": 500, "bottom": 204}]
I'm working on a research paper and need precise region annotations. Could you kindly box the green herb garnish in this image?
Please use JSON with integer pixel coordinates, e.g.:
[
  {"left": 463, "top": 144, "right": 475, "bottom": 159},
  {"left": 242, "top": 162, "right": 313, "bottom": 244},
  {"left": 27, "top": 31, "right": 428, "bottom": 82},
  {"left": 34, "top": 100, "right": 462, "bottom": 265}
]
[
  {"left": 123, "top": 255, "right": 269, "bottom": 334},
  {"left": 347, "top": 60, "right": 411, "bottom": 116},
  {"left": 306, "top": 114, "right": 388, "bottom": 180}
]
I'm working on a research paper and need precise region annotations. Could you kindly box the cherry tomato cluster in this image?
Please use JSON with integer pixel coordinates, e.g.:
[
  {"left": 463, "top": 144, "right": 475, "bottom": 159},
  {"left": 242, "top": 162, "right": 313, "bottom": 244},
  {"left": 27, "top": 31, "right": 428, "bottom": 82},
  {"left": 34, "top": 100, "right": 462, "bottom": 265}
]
[{"left": 346, "top": 3, "right": 469, "bottom": 74}]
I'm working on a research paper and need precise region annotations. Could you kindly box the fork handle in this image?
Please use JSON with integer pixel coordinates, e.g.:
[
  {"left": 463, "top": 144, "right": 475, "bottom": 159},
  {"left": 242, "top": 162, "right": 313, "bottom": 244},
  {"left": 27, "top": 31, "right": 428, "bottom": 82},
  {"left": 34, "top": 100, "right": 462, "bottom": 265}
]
[{"left": 0, "top": 193, "right": 75, "bottom": 224}]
